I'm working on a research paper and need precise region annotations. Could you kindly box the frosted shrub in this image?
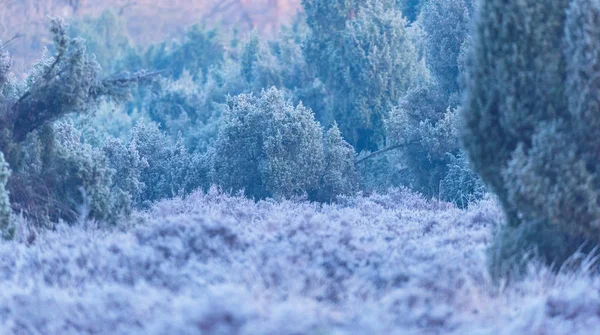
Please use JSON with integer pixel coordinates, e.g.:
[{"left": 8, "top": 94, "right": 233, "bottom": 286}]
[
  {"left": 319, "top": 123, "right": 359, "bottom": 201},
  {"left": 128, "top": 122, "right": 203, "bottom": 206},
  {"left": 237, "top": 25, "right": 328, "bottom": 122},
  {"left": 144, "top": 72, "right": 222, "bottom": 153},
  {"left": 7, "top": 189, "right": 585, "bottom": 334},
  {"left": 4, "top": 122, "right": 123, "bottom": 226},
  {"left": 102, "top": 136, "right": 148, "bottom": 209},
  {"left": 212, "top": 87, "right": 324, "bottom": 199},
  {"left": 439, "top": 151, "right": 485, "bottom": 208},
  {"left": 0, "top": 20, "right": 142, "bottom": 227}
]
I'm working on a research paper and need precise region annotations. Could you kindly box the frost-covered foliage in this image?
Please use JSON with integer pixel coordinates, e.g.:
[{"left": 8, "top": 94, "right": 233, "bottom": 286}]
[
  {"left": 68, "top": 17, "right": 231, "bottom": 151},
  {"left": 239, "top": 25, "right": 328, "bottom": 122},
  {"left": 102, "top": 136, "right": 148, "bottom": 209},
  {"left": 440, "top": 151, "right": 485, "bottom": 209},
  {"left": 304, "top": 0, "right": 426, "bottom": 151},
  {"left": 0, "top": 20, "right": 143, "bottom": 227},
  {"left": 9, "top": 122, "right": 127, "bottom": 226},
  {"left": 139, "top": 24, "right": 225, "bottom": 81},
  {"left": 398, "top": 0, "right": 425, "bottom": 22},
  {"left": 102, "top": 122, "right": 205, "bottom": 208},
  {"left": 68, "top": 10, "right": 137, "bottom": 73},
  {"left": 143, "top": 72, "right": 218, "bottom": 152},
  {"left": 462, "top": 0, "right": 600, "bottom": 266},
  {"left": 240, "top": 34, "right": 260, "bottom": 84},
  {"left": 0, "top": 41, "right": 14, "bottom": 239},
  {"left": 140, "top": 29, "right": 321, "bottom": 153},
  {"left": 212, "top": 88, "right": 357, "bottom": 202},
  {"left": 356, "top": 150, "right": 407, "bottom": 194},
  {"left": 320, "top": 123, "right": 359, "bottom": 201},
  {"left": 212, "top": 87, "right": 325, "bottom": 199},
  {"left": 2, "top": 189, "right": 600, "bottom": 333},
  {"left": 372, "top": 0, "right": 480, "bottom": 204},
  {"left": 0, "top": 40, "right": 10, "bottom": 89},
  {"left": 0, "top": 151, "right": 12, "bottom": 240},
  {"left": 107, "top": 19, "right": 326, "bottom": 154},
  {"left": 385, "top": 102, "right": 484, "bottom": 206},
  {"left": 4, "top": 2, "right": 600, "bottom": 333},
  {"left": 63, "top": 5, "right": 482, "bottom": 207},
  {"left": 130, "top": 122, "right": 202, "bottom": 205},
  {"left": 386, "top": 102, "right": 458, "bottom": 195},
  {"left": 417, "top": 0, "right": 471, "bottom": 95},
  {"left": 75, "top": 19, "right": 226, "bottom": 82},
  {"left": 1, "top": 19, "right": 135, "bottom": 146}
]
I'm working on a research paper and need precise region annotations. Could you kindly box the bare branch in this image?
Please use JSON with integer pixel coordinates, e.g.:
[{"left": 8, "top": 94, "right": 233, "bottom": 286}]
[
  {"left": 355, "top": 139, "right": 421, "bottom": 165},
  {"left": 3, "top": 33, "right": 24, "bottom": 46}
]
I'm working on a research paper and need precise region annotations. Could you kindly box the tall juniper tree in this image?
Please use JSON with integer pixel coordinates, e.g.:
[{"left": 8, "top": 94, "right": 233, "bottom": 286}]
[
  {"left": 0, "top": 19, "right": 146, "bottom": 227},
  {"left": 418, "top": 0, "right": 471, "bottom": 98},
  {"left": 303, "top": 0, "right": 425, "bottom": 152},
  {"left": 462, "top": 0, "right": 600, "bottom": 272},
  {"left": 381, "top": 0, "right": 478, "bottom": 203}
]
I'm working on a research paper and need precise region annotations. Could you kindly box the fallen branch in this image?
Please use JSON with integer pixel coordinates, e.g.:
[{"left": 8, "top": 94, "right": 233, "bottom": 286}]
[
  {"left": 3, "top": 33, "right": 23, "bottom": 46},
  {"left": 355, "top": 139, "right": 421, "bottom": 165}
]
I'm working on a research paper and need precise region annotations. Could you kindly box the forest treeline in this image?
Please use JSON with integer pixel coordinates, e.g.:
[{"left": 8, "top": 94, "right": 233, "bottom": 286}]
[
  {"left": 2, "top": 0, "right": 600, "bottom": 278},
  {"left": 0, "top": 0, "right": 302, "bottom": 72}
]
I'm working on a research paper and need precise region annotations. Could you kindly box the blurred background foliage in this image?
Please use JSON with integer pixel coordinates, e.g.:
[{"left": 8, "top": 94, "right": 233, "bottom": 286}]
[{"left": 0, "top": 0, "right": 483, "bottom": 235}]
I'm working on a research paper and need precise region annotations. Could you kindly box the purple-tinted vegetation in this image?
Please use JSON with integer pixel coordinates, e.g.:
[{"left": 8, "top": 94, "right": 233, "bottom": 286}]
[{"left": 1, "top": 189, "right": 598, "bottom": 334}]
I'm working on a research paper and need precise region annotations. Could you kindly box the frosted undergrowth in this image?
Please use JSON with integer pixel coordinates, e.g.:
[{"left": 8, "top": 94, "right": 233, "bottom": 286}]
[{"left": 0, "top": 188, "right": 598, "bottom": 334}]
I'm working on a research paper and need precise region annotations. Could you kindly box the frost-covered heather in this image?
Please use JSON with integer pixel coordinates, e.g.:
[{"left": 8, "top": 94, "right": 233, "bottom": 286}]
[{"left": 0, "top": 189, "right": 598, "bottom": 334}]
